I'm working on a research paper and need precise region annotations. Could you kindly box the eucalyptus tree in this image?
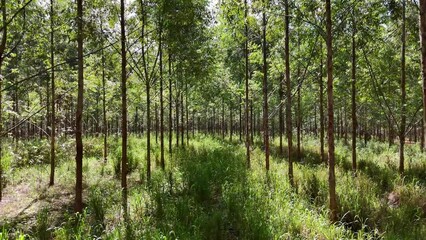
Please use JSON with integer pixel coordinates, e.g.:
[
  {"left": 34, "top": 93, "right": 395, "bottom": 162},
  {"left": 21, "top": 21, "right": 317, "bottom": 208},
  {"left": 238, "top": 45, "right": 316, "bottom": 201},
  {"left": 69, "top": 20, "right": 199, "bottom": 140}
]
[
  {"left": 284, "top": 0, "right": 293, "bottom": 185},
  {"left": 420, "top": 0, "right": 426, "bottom": 150},
  {"left": 49, "top": 0, "right": 55, "bottom": 186},
  {"left": 120, "top": 0, "right": 129, "bottom": 222},
  {"left": 75, "top": 0, "right": 84, "bottom": 213},
  {"left": 325, "top": 0, "right": 338, "bottom": 222}
]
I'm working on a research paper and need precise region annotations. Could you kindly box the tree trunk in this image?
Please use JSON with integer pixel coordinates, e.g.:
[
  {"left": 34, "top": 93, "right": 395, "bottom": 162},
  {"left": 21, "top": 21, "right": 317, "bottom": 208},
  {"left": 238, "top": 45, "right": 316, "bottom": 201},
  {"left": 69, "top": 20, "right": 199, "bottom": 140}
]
[
  {"left": 326, "top": 0, "right": 338, "bottom": 222},
  {"left": 351, "top": 7, "right": 357, "bottom": 172},
  {"left": 75, "top": 0, "right": 84, "bottom": 213},
  {"left": 285, "top": 0, "right": 293, "bottom": 184},
  {"left": 245, "top": 0, "right": 250, "bottom": 167},
  {"left": 101, "top": 24, "right": 107, "bottom": 163},
  {"left": 120, "top": 0, "right": 129, "bottom": 223},
  {"left": 279, "top": 73, "right": 284, "bottom": 156},
  {"left": 159, "top": 18, "right": 165, "bottom": 170},
  {"left": 399, "top": 0, "right": 406, "bottom": 174},
  {"left": 319, "top": 44, "right": 325, "bottom": 164},
  {"left": 49, "top": 0, "right": 56, "bottom": 186},
  {"left": 0, "top": 0, "right": 5, "bottom": 201},
  {"left": 141, "top": 1, "right": 151, "bottom": 182},
  {"left": 262, "top": 0, "right": 270, "bottom": 171},
  {"left": 420, "top": 0, "right": 426, "bottom": 151},
  {"left": 169, "top": 53, "right": 173, "bottom": 155}
]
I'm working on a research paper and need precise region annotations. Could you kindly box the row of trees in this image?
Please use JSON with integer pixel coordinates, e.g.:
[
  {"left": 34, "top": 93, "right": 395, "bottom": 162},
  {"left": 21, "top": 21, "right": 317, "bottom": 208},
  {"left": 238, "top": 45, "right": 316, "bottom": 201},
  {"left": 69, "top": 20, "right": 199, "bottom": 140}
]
[{"left": 0, "top": 0, "right": 425, "bottom": 224}]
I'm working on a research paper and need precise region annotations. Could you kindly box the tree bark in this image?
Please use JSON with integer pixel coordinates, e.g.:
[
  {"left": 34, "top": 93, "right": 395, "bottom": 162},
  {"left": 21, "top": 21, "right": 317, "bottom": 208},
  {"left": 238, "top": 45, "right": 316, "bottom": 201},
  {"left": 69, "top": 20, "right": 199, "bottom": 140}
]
[
  {"left": 326, "top": 0, "right": 338, "bottom": 222},
  {"left": 245, "top": 0, "right": 250, "bottom": 168},
  {"left": 351, "top": 6, "right": 357, "bottom": 172},
  {"left": 285, "top": 0, "right": 293, "bottom": 185},
  {"left": 101, "top": 24, "right": 107, "bottom": 163},
  {"left": 120, "top": 0, "right": 128, "bottom": 222},
  {"left": 399, "top": 0, "right": 406, "bottom": 174},
  {"left": 169, "top": 53, "right": 173, "bottom": 155},
  {"left": 0, "top": 0, "right": 6, "bottom": 202},
  {"left": 319, "top": 44, "right": 325, "bottom": 164},
  {"left": 420, "top": 0, "right": 426, "bottom": 151},
  {"left": 159, "top": 17, "right": 165, "bottom": 170},
  {"left": 75, "top": 0, "right": 84, "bottom": 213},
  {"left": 49, "top": 0, "right": 56, "bottom": 186},
  {"left": 262, "top": 0, "right": 270, "bottom": 171}
]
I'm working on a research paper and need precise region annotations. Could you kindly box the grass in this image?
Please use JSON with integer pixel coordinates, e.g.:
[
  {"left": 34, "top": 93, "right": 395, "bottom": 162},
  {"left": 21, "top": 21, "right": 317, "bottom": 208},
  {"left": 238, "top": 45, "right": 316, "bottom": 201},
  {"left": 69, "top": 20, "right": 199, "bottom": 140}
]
[{"left": 0, "top": 133, "right": 425, "bottom": 239}]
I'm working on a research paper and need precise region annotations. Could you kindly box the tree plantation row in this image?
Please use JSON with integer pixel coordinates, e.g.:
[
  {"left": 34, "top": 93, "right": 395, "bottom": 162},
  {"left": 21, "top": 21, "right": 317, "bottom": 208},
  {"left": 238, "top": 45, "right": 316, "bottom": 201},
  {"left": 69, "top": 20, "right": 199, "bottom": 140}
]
[{"left": 0, "top": 0, "right": 425, "bottom": 239}]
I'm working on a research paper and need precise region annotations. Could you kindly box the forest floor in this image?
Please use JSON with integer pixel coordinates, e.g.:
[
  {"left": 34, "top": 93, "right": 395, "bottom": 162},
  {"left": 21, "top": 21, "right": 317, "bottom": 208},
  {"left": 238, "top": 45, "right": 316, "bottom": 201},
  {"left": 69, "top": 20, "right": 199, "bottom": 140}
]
[{"left": 0, "top": 134, "right": 426, "bottom": 239}]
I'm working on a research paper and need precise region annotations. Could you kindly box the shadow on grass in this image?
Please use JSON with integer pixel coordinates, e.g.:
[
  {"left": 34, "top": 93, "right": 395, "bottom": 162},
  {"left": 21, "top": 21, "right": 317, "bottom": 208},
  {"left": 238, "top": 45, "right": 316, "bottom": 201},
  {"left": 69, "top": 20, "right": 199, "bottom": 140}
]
[{"left": 145, "top": 141, "right": 272, "bottom": 239}]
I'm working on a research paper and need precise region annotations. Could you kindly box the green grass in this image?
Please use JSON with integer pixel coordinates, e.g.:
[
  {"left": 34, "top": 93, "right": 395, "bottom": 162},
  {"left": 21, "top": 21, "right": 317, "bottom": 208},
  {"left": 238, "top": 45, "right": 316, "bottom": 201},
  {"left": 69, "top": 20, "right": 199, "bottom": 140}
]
[{"left": 0, "top": 134, "right": 425, "bottom": 239}]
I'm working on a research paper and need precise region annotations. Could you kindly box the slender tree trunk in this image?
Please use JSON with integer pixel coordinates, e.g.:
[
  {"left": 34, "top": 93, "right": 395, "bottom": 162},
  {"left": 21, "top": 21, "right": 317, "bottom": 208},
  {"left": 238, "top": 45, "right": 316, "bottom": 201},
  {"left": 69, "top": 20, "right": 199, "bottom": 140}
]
[
  {"left": 75, "top": 0, "right": 84, "bottom": 213},
  {"left": 296, "top": 38, "right": 301, "bottom": 160},
  {"left": 141, "top": 0, "right": 151, "bottom": 182},
  {"left": 285, "top": 0, "right": 293, "bottom": 184},
  {"left": 155, "top": 102, "right": 158, "bottom": 144},
  {"left": 326, "top": 0, "right": 338, "bottom": 222},
  {"left": 0, "top": 0, "right": 5, "bottom": 201},
  {"left": 420, "top": 0, "right": 426, "bottom": 151},
  {"left": 159, "top": 19, "right": 165, "bottom": 170},
  {"left": 49, "top": 0, "right": 56, "bottom": 186},
  {"left": 421, "top": 118, "right": 425, "bottom": 151},
  {"left": 351, "top": 7, "right": 357, "bottom": 172},
  {"left": 279, "top": 74, "right": 284, "bottom": 156},
  {"left": 245, "top": 0, "right": 250, "bottom": 167},
  {"left": 176, "top": 88, "right": 179, "bottom": 147},
  {"left": 399, "top": 0, "right": 406, "bottom": 174},
  {"left": 297, "top": 84, "right": 301, "bottom": 160},
  {"left": 185, "top": 83, "right": 189, "bottom": 145},
  {"left": 146, "top": 75, "right": 151, "bottom": 182},
  {"left": 262, "top": 0, "right": 270, "bottom": 171},
  {"left": 169, "top": 53, "right": 172, "bottom": 155},
  {"left": 120, "top": 0, "right": 129, "bottom": 223},
  {"left": 222, "top": 98, "right": 225, "bottom": 140},
  {"left": 230, "top": 104, "right": 233, "bottom": 141},
  {"left": 319, "top": 44, "right": 325, "bottom": 164},
  {"left": 101, "top": 25, "right": 107, "bottom": 163},
  {"left": 181, "top": 89, "right": 184, "bottom": 147}
]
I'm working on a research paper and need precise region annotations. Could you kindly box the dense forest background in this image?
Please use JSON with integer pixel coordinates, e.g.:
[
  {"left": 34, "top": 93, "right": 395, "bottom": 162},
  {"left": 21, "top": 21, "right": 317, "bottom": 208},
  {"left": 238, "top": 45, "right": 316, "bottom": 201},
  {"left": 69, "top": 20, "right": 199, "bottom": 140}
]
[{"left": 0, "top": 0, "right": 425, "bottom": 239}]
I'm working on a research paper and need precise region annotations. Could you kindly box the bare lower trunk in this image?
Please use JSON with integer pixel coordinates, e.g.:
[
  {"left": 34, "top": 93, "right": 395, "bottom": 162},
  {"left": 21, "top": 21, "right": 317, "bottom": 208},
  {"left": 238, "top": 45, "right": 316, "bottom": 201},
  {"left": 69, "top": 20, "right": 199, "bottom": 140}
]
[
  {"left": 420, "top": 0, "right": 426, "bottom": 151},
  {"left": 285, "top": 0, "right": 293, "bottom": 185},
  {"left": 399, "top": 0, "right": 406, "bottom": 174},
  {"left": 75, "top": 0, "right": 84, "bottom": 213},
  {"left": 326, "top": 0, "right": 338, "bottom": 222},
  {"left": 262, "top": 0, "right": 269, "bottom": 171},
  {"left": 49, "top": 0, "right": 56, "bottom": 186}
]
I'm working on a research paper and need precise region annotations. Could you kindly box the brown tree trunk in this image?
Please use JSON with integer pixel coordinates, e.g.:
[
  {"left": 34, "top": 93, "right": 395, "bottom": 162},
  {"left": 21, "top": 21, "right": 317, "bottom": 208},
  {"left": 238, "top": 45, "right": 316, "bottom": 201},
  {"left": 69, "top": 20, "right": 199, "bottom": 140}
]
[
  {"left": 351, "top": 7, "right": 357, "bottom": 172},
  {"left": 399, "top": 0, "right": 406, "bottom": 174},
  {"left": 49, "top": 0, "right": 56, "bottom": 186},
  {"left": 75, "top": 0, "right": 84, "bottom": 213},
  {"left": 279, "top": 73, "right": 284, "bottom": 156},
  {"left": 0, "top": 0, "right": 5, "bottom": 201},
  {"left": 319, "top": 44, "right": 325, "bottom": 164},
  {"left": 297, "top": 84, "right": 301, "bottom": 160},
  {"left": 141, "top": 0, "right": 151, "bottom": 181},
  {"left": 420, "top": 0, "right": 426, "bottom": 151},
  {"left": 285, "top": 0, "right": 293, "bottom": 185},
  {"left": 245, "top": 0, "right": 250, "bottom": 168},
  {"left": 169, "top": 53, "right": 172, "bottom": 155},
  {"left": 326, "top": 0, "right": 338, "bottom": 222},
  {"left": 185, "top": 83, "right": 189, "bottom": 145},
  {"left": 101, "top": 24, "right": 107, "bottom": 163},
  {"left": 262, "top": 0, "right": 270, "bottom": 171},
  {"left": 159, "top": 18, "right": 165, "bottom": 170},
  {"left": 181, "top": 89, "right": 184, "bottom": 147},
  {"left": 120, "top": 0, "right": 128, "bottom": 223}
]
